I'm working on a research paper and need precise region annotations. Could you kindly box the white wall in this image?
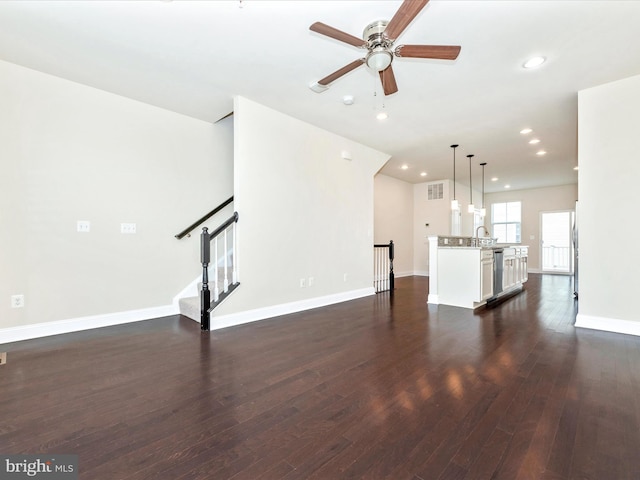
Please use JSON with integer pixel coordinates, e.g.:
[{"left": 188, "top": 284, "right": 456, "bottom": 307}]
[
  {"left": 576, "top": 73, "right": 640, "bottom": 335},
  {"left": 213, "top": 97, "right": 389, "bottom": 318},
  {"left": 374, "top": 174, "right": 413, "bottom": 277},
  {"left": 485, "top": 184, "right": 577, "bottom": 272},
  {"left": 413, "top": 180, "right": 451, "bottom": 275},
  {"left": 0, "top": 60, "right": 233, "bottom": 332}
]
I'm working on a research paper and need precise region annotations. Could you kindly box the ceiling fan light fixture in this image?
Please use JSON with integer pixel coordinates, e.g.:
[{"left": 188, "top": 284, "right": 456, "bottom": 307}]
[
  {"left": 366, "top": 47, "right": 393, "bottom": 72},
  {"left": 308, "top": 81, "right": 329, "bottom": 93}
]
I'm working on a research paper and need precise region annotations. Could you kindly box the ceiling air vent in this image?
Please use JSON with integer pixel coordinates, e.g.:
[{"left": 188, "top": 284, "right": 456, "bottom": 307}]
[{"left": 428, "top": 183, "right": 444, "bottom": 200}]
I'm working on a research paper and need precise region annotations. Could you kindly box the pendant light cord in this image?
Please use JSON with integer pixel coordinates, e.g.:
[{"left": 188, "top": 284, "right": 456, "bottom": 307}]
[{"left": 450, "top": 144, "right": 459, "bottom": 201}]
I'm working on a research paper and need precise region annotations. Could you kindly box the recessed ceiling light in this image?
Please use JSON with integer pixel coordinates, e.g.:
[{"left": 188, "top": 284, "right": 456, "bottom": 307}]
[
  {"left": 520, "top": 128, "right": 532, "bottom": 134},
  {"left": 420, "top": 172, "right": 427, "bottom": 177},
  {"left": 523, "top": 56, "right": 546, "bottom": 69},
  {"left": 504, "top": 184, "right": 511, "bottom": 189},
  {"left": 529, "top": 139, "right": 540, "bottom": 144},
  {"left": 491, "top": 177, "right": 498, "bottom": 182},
  {"left": 401, "top": 164, "right": 409, "bottom": 170},
  {"left": 573, "top": 166, "right": 579, "bottom": 171},
  {"left": 376, "top": 112, "right": 388, "bottom": 120},
  {"left": 536, "top": 150, "right": 547, "bottom": 156}
]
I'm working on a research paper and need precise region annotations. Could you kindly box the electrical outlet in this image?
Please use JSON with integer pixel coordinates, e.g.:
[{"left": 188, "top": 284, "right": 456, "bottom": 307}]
[
  {"left": 11, "top": 294, "right": 24, "bottom": 308},
  {"left": 343, "top": 273, "right": 348, "bottom": 282},
  {"left": 121, "top": 223, "right": 137, "bottom": 234},
  {"left": 299, "top": 278, "right": 306, "bottom": 288},
  {"left": 0, "top": 352, "right": 6, "bottom": 365},
  {"left": 308, "top": 276, "right": 314, "bottom": 287},
  {"left": 77, "top": 220, "right": 90, "bottom": 233}
]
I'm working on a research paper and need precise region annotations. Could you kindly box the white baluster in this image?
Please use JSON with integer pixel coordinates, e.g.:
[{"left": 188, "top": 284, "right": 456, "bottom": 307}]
[
  {"left": 376, "top": 248, "right": 381, "bottom": 292},
  {"left": 386, "top": 253, "right": 390, "bottom": 291},
  {"left": 223, "top": 227, "right": 229, "bottom": 292},
  {"left": 213, "top": 236, "right": 220, "bottom": 302},
  {"left": 232, "top": 221, "right": 237, "bottom": 284},
  {"left": 374, "top": 248, "right": 378, "bottom": 292}
]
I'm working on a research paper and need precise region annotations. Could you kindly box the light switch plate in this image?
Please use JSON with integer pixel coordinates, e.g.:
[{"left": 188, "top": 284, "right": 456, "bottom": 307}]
[{"left": 77, "top": 221, "right": 90, "bottom": 233}]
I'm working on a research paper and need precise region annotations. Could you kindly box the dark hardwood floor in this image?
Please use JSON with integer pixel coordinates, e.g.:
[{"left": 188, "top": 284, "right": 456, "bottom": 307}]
[{"left": 2, "top": 274, "right": 640, "bottom": 479}]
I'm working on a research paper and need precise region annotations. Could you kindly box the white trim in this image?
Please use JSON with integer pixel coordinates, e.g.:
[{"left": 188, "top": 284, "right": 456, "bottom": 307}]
[
  {"left": 206, "top": 287, "right": 375, "bottom": 331},
  {"left": 413, "top": 270, "right": 429, "bottom": 277},
  {"left": 0, "top": 304, "right": 178, "bottom": 345},
  {"left": 575, "top": 313, "right": 640, "bottom": 337},
  {"left": 395, "top": 271, "right": 416, "bottom": 278},
  {"left": 427, "top": 293, "right": 439, "bottom": 304}
]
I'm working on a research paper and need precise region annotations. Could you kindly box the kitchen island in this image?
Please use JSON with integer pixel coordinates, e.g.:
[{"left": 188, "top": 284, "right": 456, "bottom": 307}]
[{"left": 428, "top": 236, "right": 528, "bottom": 309}]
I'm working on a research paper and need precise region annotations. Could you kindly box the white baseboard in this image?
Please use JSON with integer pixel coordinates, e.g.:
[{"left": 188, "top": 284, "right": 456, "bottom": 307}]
[
  {"left": 427, "top": 294, "right": 439, "bottom": 304},
  {"left": 0, "top": 285, "right": 380, "bottom": 344},
  {"left": 0, "top": 304, "right": 179, "bottom": 345},
  {"left": 207, "top": 287, "right": 375, "bottom": 331},
  {"left": 394, "top": 271, "right": 415, "bottom": 278},
  {"left": 575, "top": 313, "right": 640, "bottom": 337},
  {"left": 413, "top": 270, "right": 429, "bottom": 277}
]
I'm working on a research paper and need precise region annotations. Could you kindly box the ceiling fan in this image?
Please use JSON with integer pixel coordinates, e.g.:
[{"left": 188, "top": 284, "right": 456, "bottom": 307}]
[{"left": 309, "top": 0, "right": 461, "bottom": 95}]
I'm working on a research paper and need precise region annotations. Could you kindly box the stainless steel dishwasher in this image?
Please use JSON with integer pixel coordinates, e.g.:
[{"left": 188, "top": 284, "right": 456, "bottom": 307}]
[{"left": 493, "top": 248, "right": 504, "bottom": 297}]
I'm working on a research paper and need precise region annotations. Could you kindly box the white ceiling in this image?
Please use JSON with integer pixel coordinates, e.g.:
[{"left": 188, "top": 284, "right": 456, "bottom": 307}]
[{"left": 1, "top": 1, "right": 640, "bottom": 192}]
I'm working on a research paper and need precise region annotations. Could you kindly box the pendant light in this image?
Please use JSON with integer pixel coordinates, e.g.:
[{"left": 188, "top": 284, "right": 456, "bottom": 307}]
[
  {"left": 480, "top": 162, "right": 487, "bottom": 217},
  {"left": 450, "top": 144, "right": 459, "bottom": 210},
  {"left": 467, "top": 154, "right": 475, "bottom": 213}
]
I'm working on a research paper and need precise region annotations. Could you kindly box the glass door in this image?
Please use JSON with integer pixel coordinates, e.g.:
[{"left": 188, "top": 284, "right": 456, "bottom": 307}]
[{"left": 540, "top": 211, "right": 574, "bottom": 273}]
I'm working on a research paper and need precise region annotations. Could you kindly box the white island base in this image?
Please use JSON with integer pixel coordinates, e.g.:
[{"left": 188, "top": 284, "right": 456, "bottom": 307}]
[{"left": 427, "top": 236, "right": 528, "bottom": 309}]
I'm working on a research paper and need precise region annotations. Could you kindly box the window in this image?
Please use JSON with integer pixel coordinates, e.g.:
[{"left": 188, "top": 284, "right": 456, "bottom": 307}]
[{"left": 491, "top": 201, "right": 521, "bottom": 243}]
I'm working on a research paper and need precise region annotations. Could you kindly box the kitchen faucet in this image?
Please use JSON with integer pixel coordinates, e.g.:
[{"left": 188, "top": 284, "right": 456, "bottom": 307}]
[{"left": 475, "top": 225, "right": 490, "bottom": 246}]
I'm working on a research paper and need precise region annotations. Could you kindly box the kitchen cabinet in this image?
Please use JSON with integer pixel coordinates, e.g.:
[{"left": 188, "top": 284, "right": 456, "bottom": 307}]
[
  {"left": 480, "top": 250, "right": 494, "bottom": 301},
  {"left": 519, "top": 247, "right": 528, "bottom": 283},
  {"left": 436, "top": 248, "right": 494, "bottom": 308},
  {"left": 503, "top": 248, "right": 517, "bottom": 290}
]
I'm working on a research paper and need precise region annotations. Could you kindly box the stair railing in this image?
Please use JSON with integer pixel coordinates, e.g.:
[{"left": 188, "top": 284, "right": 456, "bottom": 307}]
[
  {"left": 175, "top": 195, "right": 234, "bottom": 240},
  {"left": 200, "top": 212, "right": 239, "bottom": 331},
  {"left": 374, "top": 240, "right": 395, "bottom": 293}
]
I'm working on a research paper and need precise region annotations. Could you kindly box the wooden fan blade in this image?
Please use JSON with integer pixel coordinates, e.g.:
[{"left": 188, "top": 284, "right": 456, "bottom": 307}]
[
  {"left": 310, "top": 22, "right": 367, "bottom": 48},
  {"left": 379, "top": 65, "right": 398, "bottom": 96},
  {"left": 384, "top": 0, "right": 429, "bottom": 41},
  {"left": 318, "top": 58, "right": 365, "bottom": 86},
  {"left": 395, "top": 44, "right": 461, "bottom": 60}
]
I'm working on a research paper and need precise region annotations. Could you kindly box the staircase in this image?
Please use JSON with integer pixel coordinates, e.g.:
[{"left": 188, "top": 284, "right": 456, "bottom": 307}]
[
  {"left": 178, "top": 268, "right": 240, "bottom": 323},
  {"left": 176, "top": 205, "right": 240, "bottom": 331}
]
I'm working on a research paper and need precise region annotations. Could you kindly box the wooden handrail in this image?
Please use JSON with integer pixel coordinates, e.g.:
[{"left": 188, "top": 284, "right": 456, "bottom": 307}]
[{"left": 175, "top": 196, "right": 233, "bottom": 239}]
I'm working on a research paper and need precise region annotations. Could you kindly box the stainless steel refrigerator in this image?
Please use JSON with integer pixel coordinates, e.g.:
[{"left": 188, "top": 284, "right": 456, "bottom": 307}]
[{"left": 573, "top": 201, "right": 578, "bottom": 299}]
